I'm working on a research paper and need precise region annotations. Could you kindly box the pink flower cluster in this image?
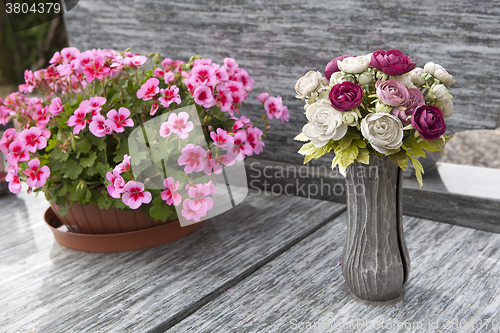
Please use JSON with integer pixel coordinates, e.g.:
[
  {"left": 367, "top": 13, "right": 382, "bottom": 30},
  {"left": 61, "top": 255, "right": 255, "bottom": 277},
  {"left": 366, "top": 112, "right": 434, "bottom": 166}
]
[
  {"left": 174, "top": 117, "right": 264, "bottom": 176},
  {"left": 256, "top": 93, "right": 289, "bottom": 123},
  {"left": 181, "top": 181, "right": 217, "bottom": 222},
  {"left": 159, "top": 112, "right": 194, "bottom": 139},
  {"left": 183, "top": 58, "right": 254, "bottom": 116},
  {"left": 105, "top": 154, "right": 152, "bottom": 209},
  {"left": 0, "top": 127, "right": 51, "bottom": 193},
  {"left": 66, "top": 97, "right": 134, "bottom": 136}
]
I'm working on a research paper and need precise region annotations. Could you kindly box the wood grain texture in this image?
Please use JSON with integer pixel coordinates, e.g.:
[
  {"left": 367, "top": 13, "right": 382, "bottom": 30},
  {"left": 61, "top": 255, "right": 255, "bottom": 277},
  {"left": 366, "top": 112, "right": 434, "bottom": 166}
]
[
  {"left": 63, "top": 0, "right": 500, "bottom": 167},
  {"left": 0, "top": 189, "right": 344, "bottom": 332},
  {"left": 342, "top": 156, "right": 410, "bottom": 301},
  {"left": 170, "top": 213, "right": 500, "bottom": 332}
]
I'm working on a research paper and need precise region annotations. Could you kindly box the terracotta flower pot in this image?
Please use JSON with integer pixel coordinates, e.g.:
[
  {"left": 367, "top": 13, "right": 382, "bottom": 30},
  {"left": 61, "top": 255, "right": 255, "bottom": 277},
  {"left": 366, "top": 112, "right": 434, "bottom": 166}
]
[{"left": 45, "top": 202, "right": 204, "bottom": 252}]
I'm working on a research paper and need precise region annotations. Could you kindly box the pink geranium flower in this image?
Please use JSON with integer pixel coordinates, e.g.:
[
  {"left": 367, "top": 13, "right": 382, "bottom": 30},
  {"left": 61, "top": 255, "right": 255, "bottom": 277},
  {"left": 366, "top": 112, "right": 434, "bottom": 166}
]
[
  {"left": 178, "top": 144, "right": 207, "bottom": 174},
  {"left": 164, "top": 71, "right": 175, "bottom": 84},
  {"left": 181, "top": 199, "right": 206, "bottom": 222},
  {"left": 203, "top": 149, "right": 223, "bottom": 175},
  {"left": 189, "top": 64, "right": 217, "bottom": 87},
  {"left": 150, "top": 102, "right": 159, "bottom": 116},
  {"left": 67, "top": 107, "right": 88, "bottom": 135},
  {"left": 187, "top": 183, "right": 214, "bottom": 213},
  {"left": 193, "top": 86, "right": 216, "bottom": 108},
  {"left": 7, "top": 141, "right": 30, "bottom": 165},
  {"left": 6, "top": 170, "right": 21, "bottom": 194},
  {"left": 256, "top": 92, "right": 269, "bottom": 103},
  {"left": 105, "top": 107, "right": 134, "bottom": 133},
  {"left": 234, "top": 68, "right": 254, "bottom": 91},
  {"left": 210, "top": 128, "right": 234, "bottom": 150},
  {"left": 161, "top": 177, "right": 182, "bottom": 206},
  {"left": 89, "top": 115, "right": 109, "bottom": 137},
  {"left": 122, "top": 181, "right": 152, "bottom": 209},
  {"left": 166, "top": 112, "right": 193, "bottom": 139},
  {"left": 159, "top": 122, "right": 172, "bottom": 138},
  {"left": 264, "top": 95, "right": 285, "bottom": 120},
  {"left": 124, "top": 55, "right": 147, "bottom": 67},
  {"left": 114, "top": 154, "right": 131, "bottom": 174},
  {"left": 106, "top": 170, "right": 125, "bottom": 199},
  {"left": 137, "top": 78, "right": 160, "bottom": 101},
  {"left": 48, "top": 97, "right": 64, "bottom": 116},
  {"left": 83, "top": 55, "right": 110, "bottom": 83},
  {"left": 153, "top": 67, "right": 165, "bottom": 78},
  {"left": 246, "top": 127, "right": 265, "bottom": 155},
  {"left": 231, "top": 131, "right": 252, "bottom": 159},
  {"left": 218, "top": 152, "right": 237, "bottom": 166},
  {"left": 88, "top": 96, "right": 106, "bottom": 116},
  {"left": 159, "top": 85, "right": 181, "bottom": 108},
  {"left": 23, "top": 159, "right": 50, "bottom": 188},
  {"left": 216, "top": 89, "right": 233, "bottom": 112},
  {"left": 19, "top": 127, "right": 48, "bottom": 153},
  {"left": 0, "top": 128, "right": 18, "bottom": 154}
]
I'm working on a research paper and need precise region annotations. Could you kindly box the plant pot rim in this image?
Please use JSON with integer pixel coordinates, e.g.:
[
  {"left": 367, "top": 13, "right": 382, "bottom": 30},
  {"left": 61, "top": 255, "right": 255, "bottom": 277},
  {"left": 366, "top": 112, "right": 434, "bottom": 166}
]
[{"left": 44, "top": 207, "right": 204, "bottom": 253}]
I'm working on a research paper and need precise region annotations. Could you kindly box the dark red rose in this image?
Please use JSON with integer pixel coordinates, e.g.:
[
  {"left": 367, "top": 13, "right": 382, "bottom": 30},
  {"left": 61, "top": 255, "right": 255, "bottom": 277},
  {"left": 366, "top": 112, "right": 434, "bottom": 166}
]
[
  {"left": 323, "top": 55, "right": 355, "bottom": 79},
  {"left": 411, "top": 105, "right": 446, "bottom": 141},
  {"left": 329, "top": 81, "right": 363, "bottom": 111},
  {"left": 370, "top": 49, "right": 416, "bottom": 76}
]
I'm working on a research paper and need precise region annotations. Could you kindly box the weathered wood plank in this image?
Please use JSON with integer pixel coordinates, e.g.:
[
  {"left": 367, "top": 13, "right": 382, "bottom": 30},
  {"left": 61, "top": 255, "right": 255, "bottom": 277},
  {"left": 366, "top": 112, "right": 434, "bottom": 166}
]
[
  {"left": 0, "top": 190, "right": 344, "bottom": 332},
  {"left": 170, "top": 213, "right": 500, "bottom": 333},
  {"left": 63, "top": 0, "right": 500, "bottom": 166},
  {"left": 245, "top": 158, "right": 500, "bottom": 233}
]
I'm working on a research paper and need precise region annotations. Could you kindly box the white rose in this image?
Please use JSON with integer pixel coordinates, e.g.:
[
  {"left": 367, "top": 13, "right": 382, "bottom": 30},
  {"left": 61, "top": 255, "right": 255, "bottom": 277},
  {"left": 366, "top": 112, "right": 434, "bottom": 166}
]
[
  {"left": 424, "top": 62, "right": 454, "bottom": 85},
  {"left": 390, "top": 74, "right": 416, "bottom": 89},
  {"left": 358, "top": 72, "right": 373, "bottom": 85},
  {"left": 342, "top": 110, "right": 359, "bottom": 127},
  {"left": 329, "top": 71, "right": 355, "bottom": 85},
  {"left": 302, "top": 99, "right": 347, "bottom": 147},
  {"left": 431, "top": 84, "right": 450, "bottom": 103},
  {"left": 295, "top": 71, "right": 323, "bottom": 99},
  {"left": 437, "top": 100, "right": 454, "bottom": 118},
  {"left": 338, "top": 56, "right": 370, "bottom": 74},
  {"left": 409, "top": 68, "right": 426, "bottom": 86},
  {"left": 360, "top": 113, "right": 403, "bottom": 154}
]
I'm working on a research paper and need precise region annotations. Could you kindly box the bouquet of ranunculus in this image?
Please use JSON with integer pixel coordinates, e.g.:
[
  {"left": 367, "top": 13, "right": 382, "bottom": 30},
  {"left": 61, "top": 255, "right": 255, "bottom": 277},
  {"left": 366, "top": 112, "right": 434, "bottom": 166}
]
[
  {"left": 294, "top": 49, "right": 453, "bottom": 186},
  {"left": 0, "top": 47, "right": 288, "bottom": 222}
]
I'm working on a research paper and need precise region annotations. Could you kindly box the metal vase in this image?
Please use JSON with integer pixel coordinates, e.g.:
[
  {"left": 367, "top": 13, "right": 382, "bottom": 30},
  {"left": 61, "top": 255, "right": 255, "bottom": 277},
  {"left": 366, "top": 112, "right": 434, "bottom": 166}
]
[{"left": 342, "top": 155, "right": 410, "bottom": 302}]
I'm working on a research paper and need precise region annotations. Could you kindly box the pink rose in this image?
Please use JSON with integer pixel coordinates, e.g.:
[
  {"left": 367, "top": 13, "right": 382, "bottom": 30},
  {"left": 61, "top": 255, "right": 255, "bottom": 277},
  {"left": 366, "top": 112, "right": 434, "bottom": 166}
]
[
  {"left": 328, "top": 81, "right": 363, "bottom": 111},
  {"left": 376, "top": 80, "right": 409, "bottom": 106},
  {"left": 370, "top": 49, "right": 416, "bottom": 76},
  {"left": 391, "top": 88, "right": 425, "bottom": 126}
]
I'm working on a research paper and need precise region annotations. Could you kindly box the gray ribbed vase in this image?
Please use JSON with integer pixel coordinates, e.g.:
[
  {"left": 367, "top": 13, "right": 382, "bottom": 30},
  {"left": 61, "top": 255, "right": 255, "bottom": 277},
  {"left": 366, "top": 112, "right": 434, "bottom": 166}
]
[{"left": 342, "top": 155, "right": 410, "bottom": 302}]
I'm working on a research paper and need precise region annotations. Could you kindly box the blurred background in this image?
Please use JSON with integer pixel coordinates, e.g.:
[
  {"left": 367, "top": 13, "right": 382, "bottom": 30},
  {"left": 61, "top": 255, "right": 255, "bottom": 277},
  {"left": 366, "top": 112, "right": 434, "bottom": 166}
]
[{"left": 0, "top": 4, "right": 499, "bottom": 188}]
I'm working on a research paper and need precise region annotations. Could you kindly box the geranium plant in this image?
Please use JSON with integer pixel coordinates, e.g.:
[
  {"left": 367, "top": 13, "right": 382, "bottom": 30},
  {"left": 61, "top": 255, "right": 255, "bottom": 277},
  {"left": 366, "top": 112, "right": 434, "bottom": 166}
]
[
  {"left": 0, "top": 47, "right": 288, "bottom": 222},
  {"left": 294, "top": 49, "right": 453, "bottom": 186}
]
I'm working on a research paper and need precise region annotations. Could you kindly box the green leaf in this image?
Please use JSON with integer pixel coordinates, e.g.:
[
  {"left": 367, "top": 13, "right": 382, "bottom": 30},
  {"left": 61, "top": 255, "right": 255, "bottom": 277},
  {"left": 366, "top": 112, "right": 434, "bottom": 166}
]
[
  {"left": 46, "top": 139, "right": 56, "bottom": 152},
  {"left": 50, "top": 147, "right": 69, "bottom": 162},
  {"left": 88, "top": 135, "right": 106, "bottom": 151},
  {"left": 298, "top": 142, "right": 316, "bottom": 156},
  {"left": 78, "top": 138, "right": 93, "bottom": 153},
  {"left": 149, "top": 196, "right": 171, "bottom": 222},
  {"left": 294, "top": 133, "right": 310, "bottom": 142},
  {"left": 80, "top": 152, "right": 97, "bottom": 168},
  {"left": 356, "top": 147, "right": 370, "bottom": 165},
  {"left": 339, "top": 130, "right": 360, "bottom": 150},
  {"left": 57, "top": 183, "right": 68, "bottom": 196},
  {"left": 389, "top": 150, "right": 409, "bottom": 171},
  {"left": 97, "top": 195, "right": 112, "bottom": 210},
  {"left": 408, "top": 155, "right": 424, "bottom": 188},
  {"left": 62, "top": 160, "right": 83, "bottom": 180},
  {"left": 96, "top": 162, "right": 111, "bottom": 178}
]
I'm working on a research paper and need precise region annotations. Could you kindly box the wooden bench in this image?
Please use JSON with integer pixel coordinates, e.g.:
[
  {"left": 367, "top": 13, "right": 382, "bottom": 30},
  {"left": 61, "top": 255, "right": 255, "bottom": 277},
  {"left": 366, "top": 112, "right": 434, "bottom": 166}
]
[{"left": 2, "top": 1, "right": 500, "bottom": 332}]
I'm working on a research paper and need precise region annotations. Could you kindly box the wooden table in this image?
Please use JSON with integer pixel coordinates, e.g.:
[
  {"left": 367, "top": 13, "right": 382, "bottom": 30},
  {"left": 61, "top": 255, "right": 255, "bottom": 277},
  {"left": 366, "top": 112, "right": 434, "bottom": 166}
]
[{"left": 2, "top": 173, "right": 500, "bottom": 333}]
